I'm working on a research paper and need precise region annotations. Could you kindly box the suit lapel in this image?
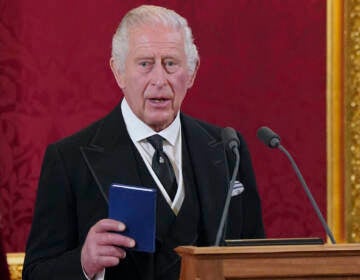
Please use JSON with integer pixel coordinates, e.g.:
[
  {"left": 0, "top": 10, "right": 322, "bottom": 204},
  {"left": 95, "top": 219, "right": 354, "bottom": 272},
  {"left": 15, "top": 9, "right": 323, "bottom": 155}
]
[
  {"left": 80, "top": 104, "right": 157, "bottom": 279},
  {"left": 80, "top": 104, "right": 143, "bottom": 205},
  {"left": 181, "top": 114, "right": 229, "bottom": 245}
]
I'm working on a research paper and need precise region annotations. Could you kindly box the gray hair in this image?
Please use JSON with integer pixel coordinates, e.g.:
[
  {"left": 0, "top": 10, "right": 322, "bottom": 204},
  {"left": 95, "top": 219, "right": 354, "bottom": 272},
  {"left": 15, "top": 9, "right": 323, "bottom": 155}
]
[{"left": 111, "top": 5, "right": 199, "bottom": 74}]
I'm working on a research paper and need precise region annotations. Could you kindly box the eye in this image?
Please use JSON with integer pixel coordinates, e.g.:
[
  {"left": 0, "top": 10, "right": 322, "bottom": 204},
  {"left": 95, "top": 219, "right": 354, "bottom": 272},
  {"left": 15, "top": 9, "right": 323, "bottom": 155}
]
[
  {"left": 138, "top": 60, "right": 153, "bottom": 72},
  {"left": 163, "top": 59, "right": 179, "bottom": 73},
  {"left": 165, "top": 60, "right": 175, "bottom": 67}
]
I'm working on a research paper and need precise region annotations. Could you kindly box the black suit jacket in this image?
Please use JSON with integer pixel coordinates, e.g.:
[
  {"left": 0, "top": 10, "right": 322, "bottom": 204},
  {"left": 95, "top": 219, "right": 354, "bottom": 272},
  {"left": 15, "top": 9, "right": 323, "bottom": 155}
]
[{"left": 23, "top": 103, "right": 264, "bottom": 280}]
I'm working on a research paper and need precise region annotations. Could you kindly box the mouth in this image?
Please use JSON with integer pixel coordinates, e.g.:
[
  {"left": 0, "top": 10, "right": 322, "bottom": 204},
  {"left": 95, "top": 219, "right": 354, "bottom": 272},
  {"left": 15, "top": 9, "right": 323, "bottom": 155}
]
[
  {"left": 150, "top": 98, "right": 168, "bottom": 103},
  {"left": 147, "top": 97, "right": 172, "bottom": 109}
]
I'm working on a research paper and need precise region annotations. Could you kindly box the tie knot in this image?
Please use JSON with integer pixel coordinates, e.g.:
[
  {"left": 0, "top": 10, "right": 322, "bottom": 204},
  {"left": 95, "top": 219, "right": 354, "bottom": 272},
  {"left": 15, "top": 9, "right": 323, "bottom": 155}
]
[{"left": 147, "top": 134, "right": 164, "bottom": 151}]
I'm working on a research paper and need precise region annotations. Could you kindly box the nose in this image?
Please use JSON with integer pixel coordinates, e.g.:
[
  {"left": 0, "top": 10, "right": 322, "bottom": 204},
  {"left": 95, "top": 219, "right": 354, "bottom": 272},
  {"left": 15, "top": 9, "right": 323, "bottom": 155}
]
[{"left": 150, "top": 62, "right": 167, "bottom": 87}]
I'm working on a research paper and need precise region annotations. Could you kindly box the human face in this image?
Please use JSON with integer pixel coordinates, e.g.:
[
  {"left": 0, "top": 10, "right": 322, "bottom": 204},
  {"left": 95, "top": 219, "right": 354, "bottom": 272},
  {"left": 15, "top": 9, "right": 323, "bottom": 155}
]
[{"left": 111, "top": 24, "right": 198, "bottom": 132}]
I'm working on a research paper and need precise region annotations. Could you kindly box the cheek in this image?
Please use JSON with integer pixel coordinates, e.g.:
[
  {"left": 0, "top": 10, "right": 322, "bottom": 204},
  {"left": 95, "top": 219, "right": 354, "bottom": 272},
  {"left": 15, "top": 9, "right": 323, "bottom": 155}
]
[
  {"left": 174, "top": 72, "right": 191, "bottom": 92},
  {"left": 128, "top": 75, "right": 149, "bottom": 95},
  {"left": 173, "top": 84, "right": 188, "bottom": 108}
]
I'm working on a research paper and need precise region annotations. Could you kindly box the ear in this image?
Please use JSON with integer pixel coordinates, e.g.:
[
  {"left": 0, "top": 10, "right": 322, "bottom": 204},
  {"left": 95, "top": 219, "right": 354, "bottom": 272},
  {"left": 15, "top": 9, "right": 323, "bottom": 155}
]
[
  {"left": 110, "top": 58, "right": 126, "bottom": 89},
  {"left": 186, "top": 59, "right": 200, "bottom": 89}
]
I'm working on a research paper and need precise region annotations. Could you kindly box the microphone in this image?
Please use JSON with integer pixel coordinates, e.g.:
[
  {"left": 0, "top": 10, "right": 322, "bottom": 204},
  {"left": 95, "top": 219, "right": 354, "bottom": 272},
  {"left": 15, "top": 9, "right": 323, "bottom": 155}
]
[
  {"left": 215, "top": 127, "right": 240, "bottom": 246},
  {"left": 256, "top": 126, "right": 336, "bottom": 244},
  {"left": 256, "top": 126, "right": 280, "bottom": 148},
  {"left": 222, "top": 127, "right": 240, "bottom": 151}
]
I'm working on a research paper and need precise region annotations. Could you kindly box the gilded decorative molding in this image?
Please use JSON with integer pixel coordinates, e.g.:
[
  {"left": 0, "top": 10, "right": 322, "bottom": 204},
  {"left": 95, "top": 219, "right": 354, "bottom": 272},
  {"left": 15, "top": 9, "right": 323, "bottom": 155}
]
[
  {"left": 6, "top": 253, "right": 24, "bottom": 280},
  {"left": 345, "top": 0, "right": 360, "bottom": 242},
  {"left": 327, "top": 0, "right": 346, "bottom": 243}
]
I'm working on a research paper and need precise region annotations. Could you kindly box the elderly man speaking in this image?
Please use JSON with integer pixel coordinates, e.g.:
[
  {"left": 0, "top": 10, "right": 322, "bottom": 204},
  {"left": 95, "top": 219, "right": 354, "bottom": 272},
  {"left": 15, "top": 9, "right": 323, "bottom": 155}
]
[{"left": 23, "top": 5, "right": 264, "bottom": 280}]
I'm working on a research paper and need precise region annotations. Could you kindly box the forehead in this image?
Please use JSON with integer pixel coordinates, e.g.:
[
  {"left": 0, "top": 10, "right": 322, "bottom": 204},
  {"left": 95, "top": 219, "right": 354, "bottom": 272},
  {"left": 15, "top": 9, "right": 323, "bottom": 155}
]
[{"left": 127, "top": 24, "right": 185, "bottom": 55}]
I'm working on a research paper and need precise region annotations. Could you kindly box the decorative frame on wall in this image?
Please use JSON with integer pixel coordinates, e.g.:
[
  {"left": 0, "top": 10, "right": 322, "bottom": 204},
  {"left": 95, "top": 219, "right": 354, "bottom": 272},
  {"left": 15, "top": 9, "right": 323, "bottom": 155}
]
[
  {"left": 327, "top": 0, "right": 345, "bottom": 243},
  {"left": 7, "top": 253, "right": 23, "bottom": 280},
  {"left": 344, "top": 0, "right": 360, "bottom": 242},
  {"left": 328, "top": 0, "right": 360, "bottom": 243}
]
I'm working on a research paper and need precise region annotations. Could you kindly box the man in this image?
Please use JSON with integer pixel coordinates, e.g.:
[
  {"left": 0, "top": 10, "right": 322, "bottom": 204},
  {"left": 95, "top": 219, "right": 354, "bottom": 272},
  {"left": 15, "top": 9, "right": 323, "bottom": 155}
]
[{"left": 23, "top": 5, "right": 264, "bottom": 280}]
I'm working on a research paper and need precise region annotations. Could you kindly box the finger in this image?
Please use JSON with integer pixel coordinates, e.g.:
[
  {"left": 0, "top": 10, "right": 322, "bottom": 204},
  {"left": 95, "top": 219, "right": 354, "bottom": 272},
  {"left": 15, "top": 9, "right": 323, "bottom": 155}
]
[
  {"left": 97, "top": 245, "right": 127, "bottom": 259},
  {"left": 96, "top": 255, "right": 122, "bottom": 268},
  {"left": 92, "top": 219, "right": 126, "bottom": 233},
  {"left": 97, "top": 232, "right": 135, "bottom": 248}
]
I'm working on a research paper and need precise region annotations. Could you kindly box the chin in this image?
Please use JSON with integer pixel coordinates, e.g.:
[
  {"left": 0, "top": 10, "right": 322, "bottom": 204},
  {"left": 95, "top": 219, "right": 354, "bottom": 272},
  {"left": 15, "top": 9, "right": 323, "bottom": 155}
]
[
  {"left": 146, "top": 114, "right": 174, "bottom": 130},
  {"left": 147, "top": 119, "right": 172, "bottom": 132}
]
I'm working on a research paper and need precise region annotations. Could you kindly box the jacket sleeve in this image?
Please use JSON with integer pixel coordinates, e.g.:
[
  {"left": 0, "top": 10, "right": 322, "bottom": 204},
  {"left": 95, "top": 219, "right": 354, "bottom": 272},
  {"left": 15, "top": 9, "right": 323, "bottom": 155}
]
[{"left": 23, "top": 144, "right": 87, "bottom": 280}]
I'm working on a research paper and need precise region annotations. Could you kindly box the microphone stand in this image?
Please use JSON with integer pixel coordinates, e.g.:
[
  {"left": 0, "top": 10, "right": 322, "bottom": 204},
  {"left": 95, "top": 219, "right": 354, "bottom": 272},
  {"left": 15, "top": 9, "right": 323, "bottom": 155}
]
[
  {"left": 214, "top": 146, "right": 240, "bottom": 246},
  {"left": 278, "top": 144, "right": 336, "bottom": 244}
]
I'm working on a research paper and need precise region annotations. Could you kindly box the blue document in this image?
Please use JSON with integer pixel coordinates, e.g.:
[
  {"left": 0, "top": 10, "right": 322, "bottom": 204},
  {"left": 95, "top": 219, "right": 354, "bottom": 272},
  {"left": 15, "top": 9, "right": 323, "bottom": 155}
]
[{"left": 108, "top": 184, "right": 157, "bottom": 253}]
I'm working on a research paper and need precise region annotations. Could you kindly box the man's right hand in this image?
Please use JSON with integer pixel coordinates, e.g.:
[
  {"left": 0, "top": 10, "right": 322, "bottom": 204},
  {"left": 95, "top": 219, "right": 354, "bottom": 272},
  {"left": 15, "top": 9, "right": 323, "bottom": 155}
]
[{"left": 81, "top": 219, "right": 136, "bottom": 279}]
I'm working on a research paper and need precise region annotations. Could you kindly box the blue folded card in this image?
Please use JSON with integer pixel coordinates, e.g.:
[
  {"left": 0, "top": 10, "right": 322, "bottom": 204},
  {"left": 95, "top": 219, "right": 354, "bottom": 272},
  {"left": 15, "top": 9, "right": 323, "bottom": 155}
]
[{"left": 108, "top": 184, "right": 157, "bottom": 253}]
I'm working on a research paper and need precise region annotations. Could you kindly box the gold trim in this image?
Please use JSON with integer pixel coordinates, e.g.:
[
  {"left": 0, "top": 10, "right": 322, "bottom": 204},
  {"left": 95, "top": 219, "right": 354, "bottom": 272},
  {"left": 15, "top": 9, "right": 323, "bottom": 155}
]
[
  {"left": 6, "top": 253, "right": 24, "bottom": 280},
  {"left": 327, "top": 0, "right": 346, "bottom": 242},
  {"left": 344, "top": 0, "right": 360, "bottom": 242}
]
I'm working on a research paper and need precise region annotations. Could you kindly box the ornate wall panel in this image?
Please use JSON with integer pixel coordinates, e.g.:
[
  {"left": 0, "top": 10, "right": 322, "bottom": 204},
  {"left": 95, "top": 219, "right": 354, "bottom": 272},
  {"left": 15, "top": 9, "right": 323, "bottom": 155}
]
[
  {"left": 345, "top": 0, "right": 360, "bottom": 242},
  {"left": 6, "top": 253, "right": 23, "bottom": 280},
  {"left": 327, "top": 0, "right": 345, "bottom": 243}
]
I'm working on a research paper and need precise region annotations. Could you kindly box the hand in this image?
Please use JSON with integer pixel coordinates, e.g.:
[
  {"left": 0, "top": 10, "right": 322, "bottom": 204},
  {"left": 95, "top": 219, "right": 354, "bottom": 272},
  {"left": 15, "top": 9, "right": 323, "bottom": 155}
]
[{"left": 81, "top": 219, "right": 135, "bottom": 278}]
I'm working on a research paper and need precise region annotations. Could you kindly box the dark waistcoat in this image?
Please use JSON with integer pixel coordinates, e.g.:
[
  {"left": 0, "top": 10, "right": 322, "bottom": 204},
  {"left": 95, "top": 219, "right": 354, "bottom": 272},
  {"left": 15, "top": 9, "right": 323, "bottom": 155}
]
[{"left": 107, "top": 135, "right": 202, "bottom": 280}]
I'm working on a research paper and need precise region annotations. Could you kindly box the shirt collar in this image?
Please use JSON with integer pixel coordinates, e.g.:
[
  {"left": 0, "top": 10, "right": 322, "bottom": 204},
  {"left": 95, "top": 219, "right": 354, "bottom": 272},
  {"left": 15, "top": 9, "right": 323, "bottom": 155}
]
[{"left": 121, "top": 98, "right": 180, "bottom": 146}]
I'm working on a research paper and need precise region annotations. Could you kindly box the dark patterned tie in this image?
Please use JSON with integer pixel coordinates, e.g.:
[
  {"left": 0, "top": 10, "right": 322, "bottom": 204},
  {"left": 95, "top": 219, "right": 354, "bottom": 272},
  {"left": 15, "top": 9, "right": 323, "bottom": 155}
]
[{"left": 147, "top": 134, "right": 178, "bottom": 201}]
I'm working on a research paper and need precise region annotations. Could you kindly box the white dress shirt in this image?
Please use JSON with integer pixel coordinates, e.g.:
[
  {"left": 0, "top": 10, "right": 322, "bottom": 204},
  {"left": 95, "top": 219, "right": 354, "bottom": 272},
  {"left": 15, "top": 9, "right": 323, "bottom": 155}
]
[{"left": 121, "top": 99, "right": 185, "bottom": 214}]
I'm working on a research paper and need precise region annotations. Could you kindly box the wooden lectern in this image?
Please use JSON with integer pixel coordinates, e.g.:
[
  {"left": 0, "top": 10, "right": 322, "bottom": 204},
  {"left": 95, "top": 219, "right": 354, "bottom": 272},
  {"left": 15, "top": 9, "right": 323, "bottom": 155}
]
[{"left": 175, "top": 243, "right": 360, "bottom": 279}]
